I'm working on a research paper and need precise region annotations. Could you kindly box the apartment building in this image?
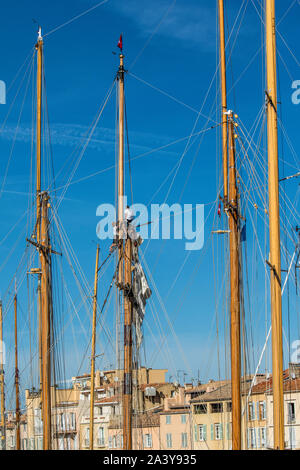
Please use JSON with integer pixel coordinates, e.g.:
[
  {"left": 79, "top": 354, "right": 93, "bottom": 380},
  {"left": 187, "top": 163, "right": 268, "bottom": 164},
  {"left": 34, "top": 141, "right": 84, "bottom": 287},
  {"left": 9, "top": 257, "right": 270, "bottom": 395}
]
[
  {"left": 5, "top": 412, "right": 28, "bottom": 450},
  {"left": 108, "top": 412, "right": 161, "bottom": 450},
  {"left": 264, "top": 364, "right": 300, "bottom": 449},
  {"left": 24, "top": 367, "right": 168, "bottom": 450},
  {"left": 191, "top": 382, "right": 234, "bottom": 450},
  {"left": 12, "top": 365, "right": 300, "bottom": 450}
]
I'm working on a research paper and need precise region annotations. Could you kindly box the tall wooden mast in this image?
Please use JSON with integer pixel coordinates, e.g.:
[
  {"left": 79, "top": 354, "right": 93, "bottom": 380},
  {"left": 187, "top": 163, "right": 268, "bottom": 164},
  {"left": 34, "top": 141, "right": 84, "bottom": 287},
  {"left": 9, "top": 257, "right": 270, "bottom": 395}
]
[
  {"left": 36, "top": 26, "right": 43, "bottom": 248},
  {"left": 123, "top": 226, "right": 133, "bottom": 450},
  {"left": 36, "top": 26, "right": 43, "bottom": 393},
  {"left": 14, "top": 293, "right": 20, "bottom": 450},
  {"left": 228, "top": 114, "right": 241, "bottom": 450},
  {"left": 218, "top": 0, "right": 241, "bottom": 450},
  {"left": 117, "top": 51, "right": 133, "bottom": 450},
  {"left": 90, "top": 245, "right": 100, "bottom": 450},
  {"left": 0, "top": 301, "right": 5, "bottom": 450},
  {"left": 265, "top": 0, "right": 284, "bottom": 450},
  {"left": 218, "top": 0, "right": 228, "bottom": 203},
  {"left": 40, "top": 192, "right": 52, "bottom": 450},
  {"left": 33, "top": 26, "right": 53, "bottom": 451}
]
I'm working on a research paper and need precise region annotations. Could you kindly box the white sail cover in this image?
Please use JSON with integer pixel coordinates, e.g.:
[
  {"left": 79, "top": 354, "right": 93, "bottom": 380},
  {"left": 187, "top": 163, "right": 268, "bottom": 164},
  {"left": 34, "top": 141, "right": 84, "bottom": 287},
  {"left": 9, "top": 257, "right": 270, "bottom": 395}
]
[{"left": 132, "top": 242, "right": 151, "bottom": 348}]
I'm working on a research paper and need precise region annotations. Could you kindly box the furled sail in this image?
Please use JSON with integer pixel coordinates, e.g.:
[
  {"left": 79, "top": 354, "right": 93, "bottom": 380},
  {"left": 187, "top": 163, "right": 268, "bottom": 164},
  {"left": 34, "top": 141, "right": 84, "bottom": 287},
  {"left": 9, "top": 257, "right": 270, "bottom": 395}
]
[{"left": 132, "top": 239, "right": 151, "bottom": 349}]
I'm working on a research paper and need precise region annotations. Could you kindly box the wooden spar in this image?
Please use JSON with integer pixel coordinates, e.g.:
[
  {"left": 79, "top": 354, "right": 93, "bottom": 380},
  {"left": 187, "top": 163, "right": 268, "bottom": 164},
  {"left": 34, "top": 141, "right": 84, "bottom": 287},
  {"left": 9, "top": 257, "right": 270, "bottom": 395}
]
[
  {"left": 35, "top": 27, "right": 43, "bottom": 393},
  {"left": 38, "top": 275, "right": 42, "bottom": 393},
  {"left": 123, "top": 234, "right": 133, "bottom": 450},
  {"left": 14, "top": 293, "right": 20, "bottom": 450},
  {"left": 218, "top": 0, "right": 228, "bottom": 203},
  {"left": 265, "top": 0, "right": 284, "bottom": 450},
  {"left": 36, "top": 27, "right": 43, "bottom": 248},
  {"left": 228, "top": 114, "right": 241, "bottom": 450},
  {"left": 89, "top": 245, "right": 100, "bottom": 450},
  {"left": 118, "top": 54, "right": 125, "bottom": 225},
  {"left": 218, "top": 0, "right": 241, "bottom": 449},
  {"left": 33, "top": 27, "right": 53, "bottom": 450},
  {"left": 0, "top": 301, "right": 5, "bottom": 450},
  {"left": 40, "top": 192, "right": 52, "bottom": 450},
  {"left": 117, "top": 52, "right": 133, "bottom": 450}
]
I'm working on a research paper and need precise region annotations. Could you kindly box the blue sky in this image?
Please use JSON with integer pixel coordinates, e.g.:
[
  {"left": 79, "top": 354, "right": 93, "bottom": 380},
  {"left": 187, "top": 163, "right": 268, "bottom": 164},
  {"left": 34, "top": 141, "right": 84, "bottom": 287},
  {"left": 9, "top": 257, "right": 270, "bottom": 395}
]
[{"left": 0, "top": 0, "right": 299, "bottom": 406}]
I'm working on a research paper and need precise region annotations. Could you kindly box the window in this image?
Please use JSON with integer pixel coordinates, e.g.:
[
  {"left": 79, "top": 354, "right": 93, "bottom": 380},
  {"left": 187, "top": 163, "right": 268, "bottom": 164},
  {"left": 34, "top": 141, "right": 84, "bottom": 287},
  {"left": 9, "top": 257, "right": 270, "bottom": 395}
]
[
  {"left": 98, "top": 427, "right": 105, "bottom": 446},
  {"left": 29, "top": 438, "right": 35, "bottom": 450},
  {"left": 37, "top": 437, "right": 43, "bottom": 450},
  {"left": 58, "top": 437, "right": 64, "bottom": 450},
  {"left": 10, "top": 435, "right": 15, "bottom": 448},
  {"left": 198, "top": 425, "right": 206, "bottom": 441},
  {"left": 249, "top": 428, "right": 256, "bottom": 449},
  {"left": 259, "top": 401, "right": 266, "bottom": 420},
  {"left": 211, "top": 403, "right": 223, "bottom": 413},
  {"left": 166, "top": 415, "right": 171, "bottom": 424},
  {"left": 60, "top": 413, "right": 66, "bottom": 431},
  {"left": 181, "top": 414, "right": 187, "bottom": 424},
  {"left": 214, "top": 423, "right": 222, "bottom": 440},
  {"left": 74, "top": 434, "right": 79, "bottom": 450},
  {"left": 34, "top": 408, "right": 42, "bottom": 434},
  {"left": 289, "top": 427, "right": 296, "bottom": 449},
  {"left": 288, "top": 402, "right": 295, "bottom": 423},
  {"left": 227, "top": 402, "right": 232, "bottom": 412},
  {"left": 144, "top": 433, "right": 152, "bottom": 448},
  {"left": 22, "top": 438, "right": 28, "bottom": 450},
  {"left": 194, "top": 404, "right": 207, "bottom": 414},
  {"left": 85, "top": 428, "right": 90, "bottom": 447},
  {"left": 260, "top": 427, "right": 266, "bottom": 448},
  {"left": 248, "top": 402, "right": 255, "bottom": 421},
  {"left": 166, "top": 433, "right": 172, "bottom": 448},
  {"left": 181, "top": 433, "right": 188, "bottom": 448},
  {"left": 70, "top": 412, "right": 76, "bottom": 430}
]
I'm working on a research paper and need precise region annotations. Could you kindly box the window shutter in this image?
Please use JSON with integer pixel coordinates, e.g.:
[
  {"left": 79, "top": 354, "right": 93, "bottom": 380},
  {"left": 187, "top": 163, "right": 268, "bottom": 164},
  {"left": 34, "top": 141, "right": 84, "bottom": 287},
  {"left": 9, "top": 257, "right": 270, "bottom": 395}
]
[
  {"left": 257, "top": 428, "right": 261, "bottom": 449},
  {"left": 203, "top": 425, "right": 207, "bottom": 441},
  {"left": 194, "top": 424, "right": 198, "bottom": 442},
  {"left": 257, "top": 402, "right": 260, "bottom": 420},
  {"left": 220, "top": 424, "right": 223, "bottom": 440},
  {"left": 263, "top": 401, "right": 266, "bottom": 419},
  {"left": 211, "top": 424, "right": 214, "bottom": 441}
]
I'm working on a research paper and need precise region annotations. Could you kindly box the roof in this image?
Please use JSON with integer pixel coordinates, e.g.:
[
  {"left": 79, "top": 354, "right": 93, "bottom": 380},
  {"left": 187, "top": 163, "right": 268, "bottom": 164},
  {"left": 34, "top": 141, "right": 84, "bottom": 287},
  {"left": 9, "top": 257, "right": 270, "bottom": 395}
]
[
  {"left": 109, "top": 412, "right": 160, "bottom": 429},
  {"left": 94, "top": 395, "right": 120, "bottom": 404},
  {"left": 160, "top": 406, "right": 190, "bottom": 415},
  {"left": 139, "top": 383, "right": 173, "bottom": 392},
  {"left": 190, "top": 380, "right": 252, "bottom": 403},
  {"left": 184, "top": 380, "right": 230, "bottom": 395},
  {"left": 252, "top": 376, "right": 300, "bottom": 395}
]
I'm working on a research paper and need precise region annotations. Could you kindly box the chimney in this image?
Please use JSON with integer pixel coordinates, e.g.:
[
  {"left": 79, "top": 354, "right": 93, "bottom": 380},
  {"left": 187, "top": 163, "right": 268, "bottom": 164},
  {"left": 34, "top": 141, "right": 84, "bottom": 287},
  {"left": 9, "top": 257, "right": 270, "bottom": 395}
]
[
  {"left": 164, "top": 397, "right": 170, "bottom": 411},
  {"left": 95, "top": 370, "right": 100, "bottom": 388}
]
